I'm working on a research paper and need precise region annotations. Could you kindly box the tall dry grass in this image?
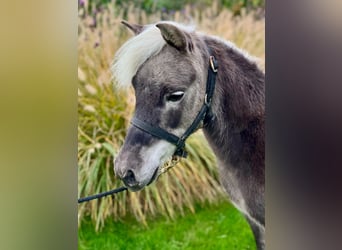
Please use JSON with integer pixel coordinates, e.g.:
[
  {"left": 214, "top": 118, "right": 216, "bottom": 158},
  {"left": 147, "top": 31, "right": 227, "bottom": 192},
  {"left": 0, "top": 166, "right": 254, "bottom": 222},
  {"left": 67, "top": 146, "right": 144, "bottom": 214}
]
[{"left": 78, "top": 2, "right": 264, "bottom": 230}]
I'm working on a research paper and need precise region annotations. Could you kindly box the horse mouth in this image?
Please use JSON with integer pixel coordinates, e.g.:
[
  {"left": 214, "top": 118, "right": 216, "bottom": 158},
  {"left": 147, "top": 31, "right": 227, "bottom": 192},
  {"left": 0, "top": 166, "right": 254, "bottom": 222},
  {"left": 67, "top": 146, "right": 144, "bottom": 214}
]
[
  {"left": 124, "top": 166, "right": 159, "bottom": 192},
  {"left": 147, "top": 167, "right": 160, "bottom": 186}
]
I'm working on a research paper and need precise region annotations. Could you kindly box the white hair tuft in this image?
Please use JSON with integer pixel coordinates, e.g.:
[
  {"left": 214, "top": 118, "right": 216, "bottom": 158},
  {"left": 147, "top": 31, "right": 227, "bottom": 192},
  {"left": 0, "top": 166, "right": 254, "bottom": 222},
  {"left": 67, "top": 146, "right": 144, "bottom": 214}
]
[{"left": 111, "top": 22, "right": 195, "bottom": 89}]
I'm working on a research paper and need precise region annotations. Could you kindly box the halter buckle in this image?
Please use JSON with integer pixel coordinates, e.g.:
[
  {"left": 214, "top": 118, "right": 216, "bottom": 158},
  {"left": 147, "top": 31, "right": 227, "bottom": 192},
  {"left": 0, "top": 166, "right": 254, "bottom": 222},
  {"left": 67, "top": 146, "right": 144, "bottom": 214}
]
[
  {"left": 204, "top": 94, "right": 210, "bottom": 105},
  {"left": 209, "top": 56, "right": 218, "bottom": 73}
]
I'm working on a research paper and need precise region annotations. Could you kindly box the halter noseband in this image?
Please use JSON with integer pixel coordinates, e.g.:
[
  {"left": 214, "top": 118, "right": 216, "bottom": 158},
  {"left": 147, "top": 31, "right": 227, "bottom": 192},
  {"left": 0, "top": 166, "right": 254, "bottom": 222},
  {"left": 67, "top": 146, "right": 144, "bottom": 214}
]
[{"left": 131, "top": 55, "right": 218, "bottom": 158}]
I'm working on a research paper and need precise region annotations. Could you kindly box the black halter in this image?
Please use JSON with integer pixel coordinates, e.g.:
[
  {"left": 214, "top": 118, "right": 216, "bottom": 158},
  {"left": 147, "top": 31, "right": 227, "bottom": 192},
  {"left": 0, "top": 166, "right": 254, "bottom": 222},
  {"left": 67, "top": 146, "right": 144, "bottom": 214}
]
[{"left": 131, "top": 55, "right": 218, "bottom": 158}]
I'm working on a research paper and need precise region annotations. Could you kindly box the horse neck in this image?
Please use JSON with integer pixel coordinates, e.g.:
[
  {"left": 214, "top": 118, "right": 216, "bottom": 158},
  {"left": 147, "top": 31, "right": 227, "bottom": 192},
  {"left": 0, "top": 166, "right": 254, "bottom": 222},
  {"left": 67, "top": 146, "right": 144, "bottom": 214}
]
[{"left": 201, "top": 36, "right": 265, "bottom": 178}]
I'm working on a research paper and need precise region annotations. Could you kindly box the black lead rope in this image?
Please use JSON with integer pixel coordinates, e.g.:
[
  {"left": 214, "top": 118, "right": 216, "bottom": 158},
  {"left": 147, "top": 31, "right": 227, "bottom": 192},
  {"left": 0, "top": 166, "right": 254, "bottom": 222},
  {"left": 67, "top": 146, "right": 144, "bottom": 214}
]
[
  {"left": 78, "top": 55, "right": 218, "bottom": 204},
  {"left": 78, "top": 186, "right": 127, "bottom": 203}
]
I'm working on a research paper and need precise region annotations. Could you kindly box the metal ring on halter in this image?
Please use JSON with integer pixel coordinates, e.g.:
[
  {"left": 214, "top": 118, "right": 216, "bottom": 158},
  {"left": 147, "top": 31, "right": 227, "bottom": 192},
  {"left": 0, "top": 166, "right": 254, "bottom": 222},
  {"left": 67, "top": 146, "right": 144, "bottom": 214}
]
[
  {"left": 209, "top": 56, "right": 218, "bottom": 72},
  {"left": 204, "top": 94, "right": 210, "bottom": 106}
]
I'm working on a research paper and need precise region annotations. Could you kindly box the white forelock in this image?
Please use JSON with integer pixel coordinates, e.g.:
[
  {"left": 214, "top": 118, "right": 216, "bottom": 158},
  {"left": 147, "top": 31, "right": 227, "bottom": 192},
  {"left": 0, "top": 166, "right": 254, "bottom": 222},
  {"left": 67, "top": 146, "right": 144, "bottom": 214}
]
[
  {"left": 111, "top": 25, "right": 166, "bottom": 88},
  {"left": 111, "top": 22, "right": 195, "bottom": 89}
]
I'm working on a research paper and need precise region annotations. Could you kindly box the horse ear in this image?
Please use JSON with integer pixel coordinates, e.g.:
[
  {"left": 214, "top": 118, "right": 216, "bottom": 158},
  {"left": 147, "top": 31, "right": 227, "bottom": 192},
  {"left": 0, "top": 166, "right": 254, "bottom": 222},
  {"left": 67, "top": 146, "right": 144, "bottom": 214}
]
[
  {"left": 156, "top": 23, "right": 188, "bottom": 52},
  {"left": 121, "top": 20, "right": 144, "bottom": 35}
]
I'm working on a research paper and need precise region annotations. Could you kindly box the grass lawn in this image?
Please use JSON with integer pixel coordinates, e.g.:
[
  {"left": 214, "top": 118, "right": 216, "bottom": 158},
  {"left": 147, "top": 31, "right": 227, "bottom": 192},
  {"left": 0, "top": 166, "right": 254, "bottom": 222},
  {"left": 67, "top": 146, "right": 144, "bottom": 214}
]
[{"left": 78, "top": 201, "right": 256, "bottom": 250}]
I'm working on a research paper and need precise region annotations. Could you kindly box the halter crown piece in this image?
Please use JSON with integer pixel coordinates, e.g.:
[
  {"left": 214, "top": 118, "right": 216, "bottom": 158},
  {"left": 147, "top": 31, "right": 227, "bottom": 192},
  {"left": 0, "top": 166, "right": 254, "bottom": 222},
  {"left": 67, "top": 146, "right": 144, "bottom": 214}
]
[{"left": 131, "top": 55, "right": 218, "bottom": 158}]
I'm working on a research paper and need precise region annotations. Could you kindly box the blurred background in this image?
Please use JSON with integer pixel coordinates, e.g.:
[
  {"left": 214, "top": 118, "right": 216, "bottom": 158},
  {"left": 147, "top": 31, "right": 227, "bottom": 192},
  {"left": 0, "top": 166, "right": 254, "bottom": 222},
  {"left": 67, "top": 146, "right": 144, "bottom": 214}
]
[{"left": 78, "top": 0, "right": 264, "bottom": 249}]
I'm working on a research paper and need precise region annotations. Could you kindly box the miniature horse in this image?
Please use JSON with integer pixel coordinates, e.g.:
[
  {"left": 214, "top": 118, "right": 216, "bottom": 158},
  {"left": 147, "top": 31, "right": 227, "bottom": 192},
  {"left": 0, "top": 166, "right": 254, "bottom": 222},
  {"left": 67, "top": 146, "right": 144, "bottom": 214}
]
[{"left": 112, "top": 21, "right": 265, "bottom": 249}]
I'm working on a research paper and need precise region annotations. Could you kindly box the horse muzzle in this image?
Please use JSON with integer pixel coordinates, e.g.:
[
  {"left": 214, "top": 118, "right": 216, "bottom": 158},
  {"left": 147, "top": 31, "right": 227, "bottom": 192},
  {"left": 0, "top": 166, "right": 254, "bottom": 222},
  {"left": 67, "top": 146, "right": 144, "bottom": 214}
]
[{"left": 114, "top": 155, "right": 159, "bottom": 192}]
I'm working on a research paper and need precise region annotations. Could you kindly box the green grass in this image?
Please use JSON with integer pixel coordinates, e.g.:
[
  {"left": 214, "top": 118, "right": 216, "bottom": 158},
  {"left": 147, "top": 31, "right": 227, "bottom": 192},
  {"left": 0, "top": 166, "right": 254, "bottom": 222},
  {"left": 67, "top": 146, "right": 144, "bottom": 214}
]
[{"left": 78, "top": 201, "right": 256, "bottom": 250}]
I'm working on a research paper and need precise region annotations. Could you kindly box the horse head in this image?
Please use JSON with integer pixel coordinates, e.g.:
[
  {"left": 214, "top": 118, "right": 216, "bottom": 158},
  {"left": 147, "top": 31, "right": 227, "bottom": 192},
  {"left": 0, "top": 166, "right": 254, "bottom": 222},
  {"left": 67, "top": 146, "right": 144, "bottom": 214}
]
[{"left": 112, "top": 21, "right": 210, "bottom": 191}]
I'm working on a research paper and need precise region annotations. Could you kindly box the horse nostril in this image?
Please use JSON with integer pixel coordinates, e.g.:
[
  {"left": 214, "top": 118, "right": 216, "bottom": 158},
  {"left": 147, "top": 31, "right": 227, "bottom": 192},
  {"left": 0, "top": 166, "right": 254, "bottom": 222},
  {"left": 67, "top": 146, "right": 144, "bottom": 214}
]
[{"left": 122, "top": 169, "right": 137, "bottom": 187}]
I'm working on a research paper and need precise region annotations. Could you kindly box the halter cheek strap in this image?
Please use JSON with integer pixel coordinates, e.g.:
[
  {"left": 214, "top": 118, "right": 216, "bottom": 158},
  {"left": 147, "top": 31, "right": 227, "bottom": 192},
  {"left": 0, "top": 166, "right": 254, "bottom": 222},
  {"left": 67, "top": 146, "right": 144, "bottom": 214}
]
[{"left": 131, "top": 55, "right": 218, "bottom": 158}]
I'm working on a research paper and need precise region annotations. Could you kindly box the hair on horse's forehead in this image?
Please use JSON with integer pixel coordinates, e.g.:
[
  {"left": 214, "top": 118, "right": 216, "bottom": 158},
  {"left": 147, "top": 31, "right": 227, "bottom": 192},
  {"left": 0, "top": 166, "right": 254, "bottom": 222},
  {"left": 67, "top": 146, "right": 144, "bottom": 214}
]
[{"left": 111, "top": 22, "right": 195, "bottom": 89}]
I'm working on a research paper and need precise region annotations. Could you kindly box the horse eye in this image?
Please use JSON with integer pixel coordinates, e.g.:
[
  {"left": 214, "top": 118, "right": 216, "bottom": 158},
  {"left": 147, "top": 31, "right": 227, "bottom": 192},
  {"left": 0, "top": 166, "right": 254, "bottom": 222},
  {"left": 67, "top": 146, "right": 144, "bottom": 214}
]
[{"left": 166, "top": 91, "right": 184, "bottom": 102}]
